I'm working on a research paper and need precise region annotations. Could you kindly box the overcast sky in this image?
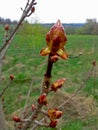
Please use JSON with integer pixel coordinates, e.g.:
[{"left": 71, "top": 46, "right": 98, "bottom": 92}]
[{"left": 0, "top": 0, "right": 98, "bottom": 23}]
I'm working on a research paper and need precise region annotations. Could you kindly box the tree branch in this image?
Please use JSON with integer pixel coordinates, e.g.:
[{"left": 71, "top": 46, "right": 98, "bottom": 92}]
[
  {"left": 0, "top": 80, "right": 13, "bottom": 98},
  {"left": 58, "top": 64, "right": 95, "bottom": 109},
  {"left": 0, "top": 0, "right": 36, "bottom": 54},
  {"left": 41, "top": 54, "right": 54, "bottom": 94}
]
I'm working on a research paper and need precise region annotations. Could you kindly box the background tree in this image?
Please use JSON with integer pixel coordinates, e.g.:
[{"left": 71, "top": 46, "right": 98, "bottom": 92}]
[{"left": 77, "top": 18, "right": 98, "bottom": 35}]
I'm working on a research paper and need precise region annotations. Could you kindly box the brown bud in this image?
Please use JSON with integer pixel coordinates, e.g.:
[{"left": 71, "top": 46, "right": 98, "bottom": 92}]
[
  {"left": 31, "top": 6, "right": 35, "bottom": 13},
  {"left": 2, "top": 97, "right": 4, "bottom": 102},
  {"left": 10, "top": 74, "right": 14, "bottom": 80},
  {"left": 92, "top": 60, "right": 96, "bottom": 66},
  {"left": 12, "top": 116, "right": 21, "bottom": 122},
  {"left": 49, "top": 120, "right": 57, "bottom": 128},
  {"left": 31, "top": 104, "right": 35, "bottom": 111},
  {"left": 37, "top": 93, "right": 48, "bottom": 105},
  {"left": 4, "top": 24, "right": 9, "bottom": 31}
]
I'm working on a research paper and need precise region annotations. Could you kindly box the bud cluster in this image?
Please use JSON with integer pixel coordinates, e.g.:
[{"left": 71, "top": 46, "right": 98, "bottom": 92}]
[
  {"left": 36, "top": 77, "right": 66, "bottom": 127},
  {"left": 12, "top": 19, "right": 68, "bottom": 129},
  {"left": 48, "top": 108, "right": 63, "bottom": 128}
]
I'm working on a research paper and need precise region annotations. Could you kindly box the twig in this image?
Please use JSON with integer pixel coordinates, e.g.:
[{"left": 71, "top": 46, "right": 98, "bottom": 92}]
[
  {"left": 21, "top": 79, "right": 34, "bottom": 118},
  {"left": 31, "top": 117, "right": 48, "bottom": 130},
  {"left": 69, "top": 52, "right": 83, "bottom": 58},
  {"left": 21, "top": 104, "right": 42, "bottom": 130},
  {"left": 0, "top": 0, "right": 36, "bottom": 54},
  {"left": 0, "top": 0, "right": 36, "bottom": 88},
  {"left": 58, "top": 65, "right": 95, "bottom": 109},
  {"left": 0, "top": 80, "right": 12, "bottom": 97},
  {"left": 34, "top": 120, "right": 48, "bottom": 127}
]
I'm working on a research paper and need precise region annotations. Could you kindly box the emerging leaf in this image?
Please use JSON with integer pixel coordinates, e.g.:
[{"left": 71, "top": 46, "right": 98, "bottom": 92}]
[
  {"left": 48, "top": 108, "right": 63, "bottom": 120},
  {"left": 51, "top": 78, "right": 66, "bottom": 91}
]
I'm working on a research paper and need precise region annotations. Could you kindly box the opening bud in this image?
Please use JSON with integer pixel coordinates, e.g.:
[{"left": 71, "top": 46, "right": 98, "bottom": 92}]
[
  {"left": 48, "top": 108, "right": 63, "bottom": 120},
  {"left": 37, "top": 93, "right": 48, "bottom": 105},
  {"left": 51, "top": 78, "right": 66, "bottom": 91}
]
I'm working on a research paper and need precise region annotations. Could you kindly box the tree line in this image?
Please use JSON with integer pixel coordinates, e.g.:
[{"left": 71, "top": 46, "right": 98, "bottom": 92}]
[
  {"left": 65, "top": 19, "right": 98, "bottom": 35},
  {"left": 0, "top": 17, "right": 98, "bottom": 35},
  {"left": 0, "top": 17, "right": 17, "bottom": 25}
]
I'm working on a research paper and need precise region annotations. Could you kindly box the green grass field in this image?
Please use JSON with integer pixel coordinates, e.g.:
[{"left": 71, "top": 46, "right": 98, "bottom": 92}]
[{"left": 0, "top": 29, "right": 98, "bottom": 130}]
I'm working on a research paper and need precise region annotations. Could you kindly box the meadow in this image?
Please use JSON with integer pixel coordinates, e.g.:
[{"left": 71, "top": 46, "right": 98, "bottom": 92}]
[{"left": 0, "top": 25, "right": 98, "bottom": 130}]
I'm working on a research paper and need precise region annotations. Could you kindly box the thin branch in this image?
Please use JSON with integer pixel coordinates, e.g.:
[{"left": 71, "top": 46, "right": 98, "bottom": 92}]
[
  {"left": 31, "top": 117, "right": 48, "bottom": 130},
  {"left": 0, "top": 0, "right": 36, "bottom": 89},
  {"left": 0, "top": 0, "right": 36, "bottom": 53},
  {"left": 24, "top": 0, "right": 30, "bottom": 11},
  {"left": 21, "top": 78, "right": 34, "bottom": 118},
  {"left": 0, "top": 80, "right": 12, "bottom": 97},
  {"left": 58, "top": 65, "right": 95, "bottom": 109},
  {"left": 69, "top": 52, "right": 83, "bottom": 58},
  {"left": 34, "top": 120, "right": 48, "bottom": 127},
  {"left": 21, "top": 104, "right": 43, "bottom": 130}
]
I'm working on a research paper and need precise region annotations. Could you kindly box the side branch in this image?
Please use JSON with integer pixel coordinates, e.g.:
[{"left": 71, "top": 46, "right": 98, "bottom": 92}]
[
  {"left": 0, "top": 0, "right": 36, "bottom": 53},
  {"left": 0, "top": 80, "right": 12, "bottom": 97},
  {"left": 58, "top": 64, "right": 95, "bottom": 109}
]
